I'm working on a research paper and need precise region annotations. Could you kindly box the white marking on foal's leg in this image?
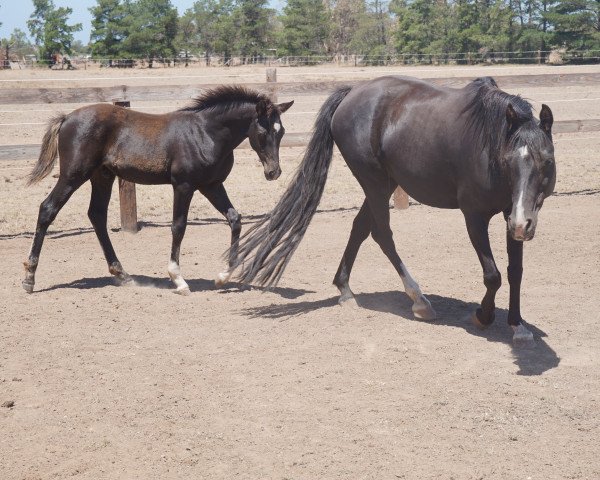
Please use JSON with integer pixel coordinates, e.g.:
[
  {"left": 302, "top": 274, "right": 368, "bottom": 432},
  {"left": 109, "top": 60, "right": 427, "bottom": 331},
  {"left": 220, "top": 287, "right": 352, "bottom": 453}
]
[
  {"left": 215, "top": 269, "right": 231, "bottom": 288},
  {"left": 168, "top": 260, "right": 190, "bottom": 295},
  {"left": 400, "top": 265, "right": 436, "bottom": 321}
]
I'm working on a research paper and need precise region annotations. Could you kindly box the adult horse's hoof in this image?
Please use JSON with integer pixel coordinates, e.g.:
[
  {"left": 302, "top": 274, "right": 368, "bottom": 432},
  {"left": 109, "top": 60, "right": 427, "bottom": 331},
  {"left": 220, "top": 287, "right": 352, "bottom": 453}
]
[
  {"left": 471, "top": 309, "right": 489, "bottom": 329},
  {"left": 512, "top": 324, "right": 534, "bottom": 347},
  {"left": 215, "top": 271, "right": 231, "bottom": 288},
  {"left": 22, "top": 280, "right": 34, "bottom": 294},
  {"left": 412, "top": 298, "right": 436, "bottom": 321},
  {"left": 174, "top": 285, "right": 191, "bottom": 296}
]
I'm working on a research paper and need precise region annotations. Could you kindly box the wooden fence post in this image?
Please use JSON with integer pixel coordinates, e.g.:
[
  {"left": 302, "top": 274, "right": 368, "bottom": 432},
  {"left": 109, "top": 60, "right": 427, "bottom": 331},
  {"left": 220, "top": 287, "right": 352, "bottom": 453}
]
[
  {"left": 113, "top": 100, "right": 139, "bottom": 233},
  {"left": 266, "top": 67, "right": 277, "bottom": 102},
  {"left": 393, "top": 186, "right": 410, "bottom": 210}
]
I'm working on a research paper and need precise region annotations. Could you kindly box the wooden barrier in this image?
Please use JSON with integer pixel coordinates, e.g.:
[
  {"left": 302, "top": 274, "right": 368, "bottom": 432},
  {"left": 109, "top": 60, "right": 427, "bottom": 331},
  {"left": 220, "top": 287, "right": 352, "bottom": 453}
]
[
  {"left": 113, "top": 100, "right": 139, "bottom": 233},
  {"left": 2, "top": 72, "right": 599, "bottom": 105}
]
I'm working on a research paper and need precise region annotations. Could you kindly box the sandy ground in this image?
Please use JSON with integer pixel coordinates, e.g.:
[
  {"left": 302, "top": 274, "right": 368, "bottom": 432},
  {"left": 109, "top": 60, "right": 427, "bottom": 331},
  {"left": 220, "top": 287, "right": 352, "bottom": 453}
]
[{"left": 1, "top": 65, "right": 599, "bottom": 479}]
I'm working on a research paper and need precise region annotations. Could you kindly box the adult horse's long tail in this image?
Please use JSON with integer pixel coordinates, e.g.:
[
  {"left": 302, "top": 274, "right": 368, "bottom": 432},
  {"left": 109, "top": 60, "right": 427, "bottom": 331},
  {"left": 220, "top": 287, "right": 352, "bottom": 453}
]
[
  {"left": 232, "top": 85, "right": 352, "bottom": 287},
  {"left": 27, "top": 113, "right": 66, "bottom": 186}
]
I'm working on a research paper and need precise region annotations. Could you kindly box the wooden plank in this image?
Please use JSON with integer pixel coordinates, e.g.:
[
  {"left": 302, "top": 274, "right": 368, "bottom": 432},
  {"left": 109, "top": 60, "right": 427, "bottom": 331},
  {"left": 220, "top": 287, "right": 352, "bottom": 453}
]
[
  {"left": 118, "top": 177, "right": 139, "bottom": 233},
  {"left": 393, "top": 187, "right": 410, "bottom": 210},
  {"left": 2, "top": 73, "right": 599, "bottom": 104},
  {"left": 113, "top": 100, "right": 139, "bottom": 233},
  {"left": 1, "top": 122, "right": 598, "bottom": 162}
]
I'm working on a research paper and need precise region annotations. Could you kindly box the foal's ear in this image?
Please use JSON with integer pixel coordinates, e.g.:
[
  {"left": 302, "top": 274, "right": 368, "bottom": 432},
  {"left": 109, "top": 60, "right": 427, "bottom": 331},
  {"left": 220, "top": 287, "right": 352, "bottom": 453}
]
[
  {"left": 256, "top": 99, "right": 269, "bottom": 117},
  {"left": 539, "top": 104, "right": 553, "bottom": 135},
  {"left": 276, "top": 100, "right": 294, "bottom": 114}
]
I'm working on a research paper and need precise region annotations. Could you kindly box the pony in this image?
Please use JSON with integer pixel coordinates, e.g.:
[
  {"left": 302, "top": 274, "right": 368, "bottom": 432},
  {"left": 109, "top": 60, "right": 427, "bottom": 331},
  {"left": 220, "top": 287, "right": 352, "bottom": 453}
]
[{"left": 22, "top": 85, "right": 293, "bottom": 294}]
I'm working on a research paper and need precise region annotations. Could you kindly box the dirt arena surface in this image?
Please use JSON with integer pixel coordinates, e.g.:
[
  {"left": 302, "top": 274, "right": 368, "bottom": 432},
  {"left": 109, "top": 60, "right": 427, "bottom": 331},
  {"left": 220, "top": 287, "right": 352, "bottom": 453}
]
[{"left": 1, "top": 65, "right": 599, "bottom": 479}]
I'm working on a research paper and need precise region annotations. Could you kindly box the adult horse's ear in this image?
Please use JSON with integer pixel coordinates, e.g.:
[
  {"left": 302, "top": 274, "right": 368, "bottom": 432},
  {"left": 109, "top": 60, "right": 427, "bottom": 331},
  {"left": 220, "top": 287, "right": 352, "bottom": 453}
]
[
  {"left": 539, "top": 104, "right": 553, "bottom": 135},
  {"left": 506, "top": 104, "right": 520, "bottom": 134},
  {"left": 277, "top": 100, "right": 294, "bottom": 114},
  {"left": 256, "top": 99, "right": 269, "bottom": 117}
]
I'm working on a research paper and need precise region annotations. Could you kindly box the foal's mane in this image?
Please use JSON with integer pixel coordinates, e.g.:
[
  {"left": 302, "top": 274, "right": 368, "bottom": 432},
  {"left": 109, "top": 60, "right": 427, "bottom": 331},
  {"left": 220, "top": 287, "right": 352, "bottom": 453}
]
[
  {"left": 180, "top": 85, "right": 273, "bottom": 114},
  {"left": 462, "top": 77, "right": 535, "bottom": 166}
]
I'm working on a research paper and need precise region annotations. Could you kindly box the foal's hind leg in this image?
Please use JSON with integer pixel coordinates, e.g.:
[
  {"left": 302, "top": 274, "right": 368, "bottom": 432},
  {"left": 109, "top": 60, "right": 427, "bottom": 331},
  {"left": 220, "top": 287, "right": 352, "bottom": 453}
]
[
  {"left": 361, "top": 176, "right": 436, "bottom": 320},
  {"left": 23, "top": 176, "right": 85, "bottom": 293},
  {"left": 199, "top": 183, "right": 241, "bottom": 288},
  {"left": 88, "top": 171, "right": 132, "bottom": 285},
  {"left": 168, "top": 184, "right": 194, "bottom": 295}
]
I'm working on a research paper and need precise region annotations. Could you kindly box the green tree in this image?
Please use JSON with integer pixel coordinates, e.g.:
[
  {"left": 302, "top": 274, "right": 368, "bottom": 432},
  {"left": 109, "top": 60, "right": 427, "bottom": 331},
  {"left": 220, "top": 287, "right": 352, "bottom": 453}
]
[
  {"left": 27, "top": 0, "right": 82, "bottom": 64},
  {"left": 546, "top": 0, "right": 600, "bottom": 50},
  {"left": 175, "top": 8, "right": 199, "bottom": 64},
  {"left": 234, "top": 0, "right": 273, "bottom": 61},
  {"left": 120, "top": 0, "right": 178, "bottom": 66},
  {"left": 90, "top": 0, "right": 128, "bottom": 58},
  {"left": 279, "top": 0, "right": 330, "bottom": 56}
]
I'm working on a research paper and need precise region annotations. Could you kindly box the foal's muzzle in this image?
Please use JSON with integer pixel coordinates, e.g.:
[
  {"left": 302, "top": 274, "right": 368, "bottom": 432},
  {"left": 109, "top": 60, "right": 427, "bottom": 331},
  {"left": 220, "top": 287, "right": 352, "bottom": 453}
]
[{"left": 264, "top": 166, "right": 281, "bottom": 181}]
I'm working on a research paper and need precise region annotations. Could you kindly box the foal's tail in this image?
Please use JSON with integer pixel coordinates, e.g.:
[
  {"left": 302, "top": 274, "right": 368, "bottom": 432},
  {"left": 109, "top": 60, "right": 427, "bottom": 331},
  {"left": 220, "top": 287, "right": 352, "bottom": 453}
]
[
  {"left": 231, "top": 85, "right": 353, "bottom": 287},
  {"left": 27, "top": 113, "right": 67, "bottom": 186}
]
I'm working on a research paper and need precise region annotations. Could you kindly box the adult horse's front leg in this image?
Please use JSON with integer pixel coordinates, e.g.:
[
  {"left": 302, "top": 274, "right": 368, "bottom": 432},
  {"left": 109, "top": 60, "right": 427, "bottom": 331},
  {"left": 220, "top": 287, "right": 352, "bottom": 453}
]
[
  {"left": 464, "top": 212, "right": 501, "bottom": 328},
  {"left": 505, "top": 215, "right": 534, "bottom": 343},
  {"left": 168, "top": 184, "right": 194, "bottom": 295}
]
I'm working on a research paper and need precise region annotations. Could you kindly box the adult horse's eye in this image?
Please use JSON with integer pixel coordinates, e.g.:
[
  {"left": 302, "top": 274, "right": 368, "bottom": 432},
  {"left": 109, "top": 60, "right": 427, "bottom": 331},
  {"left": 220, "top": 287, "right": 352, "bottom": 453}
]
[{"left": 544, "top": 159, "right": 554, "bottom": 168}]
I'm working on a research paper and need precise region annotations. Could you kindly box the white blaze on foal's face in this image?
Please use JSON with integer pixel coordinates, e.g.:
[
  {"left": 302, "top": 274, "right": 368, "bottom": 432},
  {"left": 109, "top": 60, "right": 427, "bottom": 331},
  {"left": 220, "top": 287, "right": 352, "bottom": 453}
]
[{"left": 273, "top": 122, "right": 281, "bottom": 133}]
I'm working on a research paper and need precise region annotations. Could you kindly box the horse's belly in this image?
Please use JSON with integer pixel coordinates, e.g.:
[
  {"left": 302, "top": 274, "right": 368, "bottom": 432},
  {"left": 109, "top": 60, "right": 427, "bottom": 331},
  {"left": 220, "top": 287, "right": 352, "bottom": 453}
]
[
  {"left": 105, "top": 152, "right": 171, "bottom": 185},
  {"left": 398, "top": 177, "right": 459, "bottom": 209}
]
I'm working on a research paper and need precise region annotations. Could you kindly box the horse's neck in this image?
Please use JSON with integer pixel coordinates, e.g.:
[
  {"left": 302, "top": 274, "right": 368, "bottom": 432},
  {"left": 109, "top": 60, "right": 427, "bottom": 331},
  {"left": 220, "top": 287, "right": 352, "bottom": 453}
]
[{"left": 217, "top": 106, "right": 256, "bottom": 146}]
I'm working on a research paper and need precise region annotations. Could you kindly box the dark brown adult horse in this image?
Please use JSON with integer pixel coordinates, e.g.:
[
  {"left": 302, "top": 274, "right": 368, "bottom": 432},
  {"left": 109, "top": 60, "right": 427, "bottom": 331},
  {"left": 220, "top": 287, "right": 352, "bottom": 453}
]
[
  {"left": 22, "top": 86, "right": 293, "bottom": 294},
  {"left": 229, "top": 76, "right": 556, "bottom": 344}
]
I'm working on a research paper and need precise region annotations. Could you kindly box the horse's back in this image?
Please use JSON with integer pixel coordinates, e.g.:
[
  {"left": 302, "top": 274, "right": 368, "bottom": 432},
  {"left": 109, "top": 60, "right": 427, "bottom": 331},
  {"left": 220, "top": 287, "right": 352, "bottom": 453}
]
[
  {"left": 58, "top": 104, "right": 184, "bottom": 184},
  {"left": 331, "top": 76, "right": 466, "bottom": 208}
]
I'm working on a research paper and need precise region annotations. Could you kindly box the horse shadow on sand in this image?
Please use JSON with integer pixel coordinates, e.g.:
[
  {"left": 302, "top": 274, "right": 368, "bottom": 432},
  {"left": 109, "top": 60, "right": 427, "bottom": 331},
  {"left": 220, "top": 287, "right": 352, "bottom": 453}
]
[
  {"left": 37, "top": 274, "right": 311, "bottom": 300},
  {"left": 240, "top": 290, "right": 560, "bottom": 376}
]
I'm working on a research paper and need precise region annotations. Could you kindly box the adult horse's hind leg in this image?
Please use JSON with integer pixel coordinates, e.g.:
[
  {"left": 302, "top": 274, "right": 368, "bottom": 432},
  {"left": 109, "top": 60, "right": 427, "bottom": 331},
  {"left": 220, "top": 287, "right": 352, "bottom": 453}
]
[
  {"left": 199, "top": 183, "right": 241, "bottom": 288},
  {"left": 333, "top": 199, "right": 371, "bottom": 306},
  {"left": 23, "top": 176, "right": 85, "bottom": 293},
  {"left": 88, "top": 171, "right": 132, "bottom": 285},
  {"left": 362, "top": 178, "right": 436, "bottom": 320},
  {"left": 168, "top": 183, "right": 194, "bottom": 295},
  {"left": 336, "top": 162, "right": 435, "bottom": 319}
]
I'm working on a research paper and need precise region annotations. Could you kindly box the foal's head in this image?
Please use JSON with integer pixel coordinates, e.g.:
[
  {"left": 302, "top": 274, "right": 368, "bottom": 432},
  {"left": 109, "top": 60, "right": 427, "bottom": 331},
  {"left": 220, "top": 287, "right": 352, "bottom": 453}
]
[
  {"left": 248, "top": 99, "right": 294, "bottom": 181},
  {"left": 503, "top": 103, "right": 556, "bottom": 241}
]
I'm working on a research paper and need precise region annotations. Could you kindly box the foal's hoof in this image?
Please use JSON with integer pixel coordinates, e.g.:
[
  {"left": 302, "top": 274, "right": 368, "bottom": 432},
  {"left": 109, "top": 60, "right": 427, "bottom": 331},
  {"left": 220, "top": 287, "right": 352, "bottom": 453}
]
[
  {"left": 214, "top": 271, "right": 231, "bottom": 288},
  {"left": 117, "top": 276, "right": 135, "bottom": 287},
  {"left": 512, "top": 324, "right": 534, "bottom": 347},
  {"left": 22, "top": 280, "right": 34, "bottom": 294},
  {"left": 174, "top": 286, "right": 191, "bottom": 296},
  {"left": 412, "top": 298, "right": 436, "bottom": 321}
]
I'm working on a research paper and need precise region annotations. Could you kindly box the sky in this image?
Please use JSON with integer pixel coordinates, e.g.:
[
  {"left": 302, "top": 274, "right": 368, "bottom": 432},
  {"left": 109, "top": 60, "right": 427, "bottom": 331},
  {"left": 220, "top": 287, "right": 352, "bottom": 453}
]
[{"left": 0, "top": 0, "right": 279, "bottom": 43}]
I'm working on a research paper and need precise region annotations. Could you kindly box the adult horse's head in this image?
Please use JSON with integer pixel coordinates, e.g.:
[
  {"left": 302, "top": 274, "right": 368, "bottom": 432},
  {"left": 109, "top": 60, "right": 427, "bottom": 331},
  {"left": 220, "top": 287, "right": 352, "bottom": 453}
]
[
  {"left": 248, "top": 99, "right": 294, "bottom": 181},
  {"left": 504, "top": 103, "right": 556, "bottom": 241}
]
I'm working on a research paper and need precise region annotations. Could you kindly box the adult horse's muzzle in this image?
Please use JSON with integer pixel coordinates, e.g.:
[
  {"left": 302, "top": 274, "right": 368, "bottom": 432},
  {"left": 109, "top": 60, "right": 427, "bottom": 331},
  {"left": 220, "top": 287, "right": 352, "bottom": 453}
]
[{"left": 507, "top": 210, "right": 538, "bottom": 242}]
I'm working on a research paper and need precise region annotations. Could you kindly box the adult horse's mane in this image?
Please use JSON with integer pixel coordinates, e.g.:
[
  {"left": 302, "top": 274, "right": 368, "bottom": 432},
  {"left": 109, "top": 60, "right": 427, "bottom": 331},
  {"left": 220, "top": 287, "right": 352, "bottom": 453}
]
[
  {"left": 462, "top": 77, "right": 538, "bottom": 168},
  {"left": 180, "top": 85, "right": 273, "bottom": 114}
]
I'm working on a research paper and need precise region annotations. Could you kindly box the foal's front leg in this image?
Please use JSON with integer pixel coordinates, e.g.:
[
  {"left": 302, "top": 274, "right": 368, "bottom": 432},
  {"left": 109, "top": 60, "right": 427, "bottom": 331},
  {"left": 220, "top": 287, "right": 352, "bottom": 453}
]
[
  {"left": 168, "top": 184, "right": 194, "bottom": 295},
  {"left": 199, "top": 183, "right": 241, "bottom": 287},
  {"left": 464, "top": 212, "right": 501, "bottom": 328}
]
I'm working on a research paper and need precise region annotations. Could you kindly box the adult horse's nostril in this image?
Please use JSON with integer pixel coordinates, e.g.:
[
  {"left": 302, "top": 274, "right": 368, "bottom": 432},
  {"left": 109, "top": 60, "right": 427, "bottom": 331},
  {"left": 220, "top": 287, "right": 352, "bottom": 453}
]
[{"left": 525, "top": 218, "right": 533, "bottom": 233}]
